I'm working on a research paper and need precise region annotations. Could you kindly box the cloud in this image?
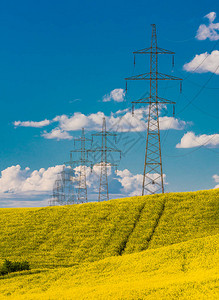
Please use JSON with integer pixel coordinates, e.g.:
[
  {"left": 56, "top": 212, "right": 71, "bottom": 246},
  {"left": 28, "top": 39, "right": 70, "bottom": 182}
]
[
  {"left": 42, "top": 128, "right": 73, "bottom": 140},
  {"left": 176, "top": 132, "right": 219, "bottom": 148},
  {"left": 116, "top": 169, "right": 143, "bottom": 196},
  {"left": 0, "top": 165, "right": 64, "bottom": 195},
  {"left": 183, "top": 50, "right": 219, "bottom": 74},
  {"left": 117, "top": 169, "right": 167, "bottom": 196},
  {"left": 46, "top": 108, "right": 187, "bottom": 137},
  {"left": 213, "top": 174, "right": 219, "bottom": 182},
  {"left": 103, "top": 89, "right": 125, "bottom": 102},
  {"left": 14, "top": 107, "right": 188, "bottom": 140},
  {"left": 114, "top": 108, "right": 129, "bottom": 115},
  {"left": 69, "top": 98, "right": 81, "bottom": 103},
  {"left": 53, "top": 112, "right": 104, "bottom": 132},
  {"left": 14, "top": 119, "right": 51, "bottom": 128},
  {"left": 74, "top": 165, "right": 166, "bottom": 197},
  {"left": 159, "top": 116, "right": 186, "bottom": 130},
  {"left": 212, "top": 174, "right": 219, "bottom": 189},
  {"left": 0, "top": 164, "right": 167, "bottom": 207},
  {"left": 196, "top": 12, "right": 219, "bottom": 41}
]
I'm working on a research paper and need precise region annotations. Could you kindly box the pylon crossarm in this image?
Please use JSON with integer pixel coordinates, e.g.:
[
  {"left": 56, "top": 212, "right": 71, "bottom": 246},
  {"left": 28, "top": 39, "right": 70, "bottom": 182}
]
[
  {"left": 88, "top": 147, "right": 120, "bottom": 153},
  {"left": 125, "top": 72, "right": 182, "bottom": 81},
  {"left": 156, "top": 47, "right": 175, "bottom": 54},
  {"left": 133, "top": 47, "right": 174, "bottom": 55},
  {"left": 92, "top": 132, "right": 117, "bottom": 137},
  {"left": 65, "top": 159, "right": 91, "bottom": 167},
  {"left": 74, "top": 138, "right": 92, "bottom": 142},
  {"left": 105, "top": 146, "right": 121, "bottom": 152},
  {"left": 132, "top": 96, "right": 175, "bottom": 105},
  {"left": 94, "top": 163, "right": 118, "bottom": 167},
  {"left": 73, "top": 159, "right": 91, "bottom": 164},
  {"left": 71, "top": 149, "right": 87, "bottom": 153}
]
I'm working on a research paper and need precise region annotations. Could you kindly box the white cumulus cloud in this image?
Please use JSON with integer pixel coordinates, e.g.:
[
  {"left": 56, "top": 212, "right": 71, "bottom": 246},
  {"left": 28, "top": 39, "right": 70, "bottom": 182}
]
[
  {"left": 196, "top": 12, "right": 219, "bottom": 41},
  {"left": 45, "top": 108, "right": 187, "bottom": 137},
  {"left": 53, "top": 113, "right": 89, "bottom": 131},
  {"left": 176, "top": 132, "right": 219, "bottom": 148},
  {"left": 13, "top": 107, "right": 188, "bottom": 140},
  {"left": 159, "top": 116, "right": 186, "bottom": 130},
  {"left": 0, "top": 164, "right": 168, "bottom": 207},
  {"left": 103, "top": 88, "right": 125, "bottom": 102},
  {"left": 212, "top": 174, "right": 219, "bottom": 189},
  {"left": 0, "top": 165, "right": 64, "bottom": 195},
  {"left": 42, "top": 128, "right": 73, "bottom": 140},
  {"left": 14, "top": 119, "right": 51, "bottom": 128},
  {"left": 183, "top": 50, "right": 219, "bottom": 74},
  {"left": 117, "top": 169, "right": 167, "bottom": 196}
]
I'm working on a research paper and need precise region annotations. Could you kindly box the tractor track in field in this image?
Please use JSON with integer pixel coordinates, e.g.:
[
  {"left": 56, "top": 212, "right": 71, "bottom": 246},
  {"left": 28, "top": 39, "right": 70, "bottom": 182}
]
[
  {"left": 118, "top": 202, "right": 146, "bottom": 256},
  {"left": 145, "top": 199, "right": 166, "bottom": 250}
]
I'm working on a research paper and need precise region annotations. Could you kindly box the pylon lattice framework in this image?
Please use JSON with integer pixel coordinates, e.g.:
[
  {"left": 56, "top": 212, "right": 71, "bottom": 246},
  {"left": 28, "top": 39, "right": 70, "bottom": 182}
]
[
  {"left": 88, "top": 117, "right": 121, "bottom": 202},
  {"left": 51, "top": 166, "right": 76, "bottom": 206},
  {"left": 125, "top": 24, "right": 182, "bottom": 195},
  {"left": 70, "top": 128, "right": 91, "bottom": 203}
]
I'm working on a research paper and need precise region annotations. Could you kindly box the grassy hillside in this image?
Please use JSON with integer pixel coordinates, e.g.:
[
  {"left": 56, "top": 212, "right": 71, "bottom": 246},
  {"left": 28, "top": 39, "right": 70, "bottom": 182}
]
[
  {"left": 0, "top": 189, "right": 218, "bottom": 299},
  {"left": 0, "top": 234, "right": 218, "bottom": 299}
]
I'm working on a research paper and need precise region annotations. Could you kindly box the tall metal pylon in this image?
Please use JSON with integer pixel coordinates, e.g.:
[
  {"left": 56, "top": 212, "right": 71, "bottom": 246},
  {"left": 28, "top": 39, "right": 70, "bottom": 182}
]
[
  {"left": 125, "top": 24, "right": 182, "bottom": 195},
  {"left": 70, "top": 128, "right": 91, "bottom": 203},
  {"left": 88, "top": 117, "right": 121, "bottom": 201}
]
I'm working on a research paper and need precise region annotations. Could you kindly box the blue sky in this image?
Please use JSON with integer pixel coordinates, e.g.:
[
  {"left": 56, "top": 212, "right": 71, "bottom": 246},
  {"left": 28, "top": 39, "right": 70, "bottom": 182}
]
[{"left": 0, "top": 0, "right": 218, "bottom": 207}]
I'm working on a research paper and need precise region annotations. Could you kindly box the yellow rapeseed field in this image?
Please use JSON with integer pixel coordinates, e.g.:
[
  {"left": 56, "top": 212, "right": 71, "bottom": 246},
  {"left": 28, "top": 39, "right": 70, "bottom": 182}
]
[{"left": 0, "top": 189, "right": 218, "bottom": 299}]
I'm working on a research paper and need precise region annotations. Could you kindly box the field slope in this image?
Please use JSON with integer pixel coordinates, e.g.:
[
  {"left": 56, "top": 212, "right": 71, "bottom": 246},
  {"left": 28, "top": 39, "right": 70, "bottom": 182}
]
[{"left": 0, "top": 189, "right": 218, "bottom": 299}]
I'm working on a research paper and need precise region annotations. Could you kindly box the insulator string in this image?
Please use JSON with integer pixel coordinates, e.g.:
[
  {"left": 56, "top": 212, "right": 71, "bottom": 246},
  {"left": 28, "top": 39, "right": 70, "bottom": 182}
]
[{"left": 172, "top": 55, "right": 174, "bottom": 69}]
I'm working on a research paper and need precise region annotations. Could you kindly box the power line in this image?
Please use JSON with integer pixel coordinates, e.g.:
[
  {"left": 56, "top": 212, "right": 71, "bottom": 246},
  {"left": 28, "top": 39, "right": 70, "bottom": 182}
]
[
  {"left": 125, "top": 24, "right": 182, "bottom": 195},
  {"left": 158, "top": 39, "right": 219, "bottom": 91},
  {"left": 164, "top": 132, "right": 219, "bottom": 158},
  {"left": 70, "top": 128, "right": 92, "bottom": 203},
  {"left": 88, "top": 117, "right": 121, "bottom": 201}
]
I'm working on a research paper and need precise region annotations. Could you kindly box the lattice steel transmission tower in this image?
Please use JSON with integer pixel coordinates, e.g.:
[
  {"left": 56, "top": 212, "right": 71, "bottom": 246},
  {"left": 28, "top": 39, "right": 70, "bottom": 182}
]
[
  {"left": 70, "top": 128, "right": 91, "bottom": 203},
  {"left": 51, "top": 166, "right": 76, "bottom": 206},
  {"left": 88, "top": 117, "right": 121, "bottom": 201},
  {"left": 125, "top": 24, "right": 182, "bottom": 195}
]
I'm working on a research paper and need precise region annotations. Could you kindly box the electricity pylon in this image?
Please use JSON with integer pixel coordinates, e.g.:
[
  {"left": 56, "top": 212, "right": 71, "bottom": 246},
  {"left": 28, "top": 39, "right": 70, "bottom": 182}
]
[
  {"left": 125, "top": 24, "right": 182, "bottom": 195},
  {"left": 88, "top": 117, "right": 121, "bottom": 201},
  {"left": 51, "top": 166, "right": 76, "bottom": 206},
  {"left": 70, "top": 128, "right": 91, "bottom": 203}
]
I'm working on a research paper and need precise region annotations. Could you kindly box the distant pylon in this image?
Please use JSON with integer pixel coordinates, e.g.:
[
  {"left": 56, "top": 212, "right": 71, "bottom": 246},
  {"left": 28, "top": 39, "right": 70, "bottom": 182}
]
[
  {"left": 51, "top": 166, "right": 76, "bottom": 205},
  {"left": 125, "top": 24, "right": 182, "bottom": 195},
  {"left": 88, "top": 117, "right": 121, "bottom": 201},
  {"left": 71, "top": 128, "right": 91, "bottom": 203}
]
